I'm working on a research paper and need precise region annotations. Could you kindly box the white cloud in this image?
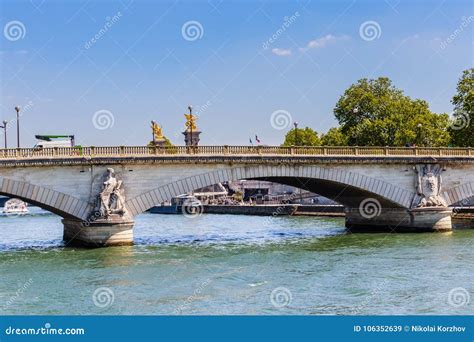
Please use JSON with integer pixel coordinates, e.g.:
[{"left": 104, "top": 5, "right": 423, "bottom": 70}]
[
  {"left": 299, "top": 34, "right": 349, "bottom": 52},
  {"left": 271, "top": 48, "right": 292, "bottom": 56}
]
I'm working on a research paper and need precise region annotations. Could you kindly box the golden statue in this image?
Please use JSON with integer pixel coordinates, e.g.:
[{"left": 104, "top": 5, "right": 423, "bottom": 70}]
[
  {"left": 151, "top": 120, "right": 164, "bottom": 141},
  {"left": 184, "top": 106, "right": 198, "bottom": 132}
]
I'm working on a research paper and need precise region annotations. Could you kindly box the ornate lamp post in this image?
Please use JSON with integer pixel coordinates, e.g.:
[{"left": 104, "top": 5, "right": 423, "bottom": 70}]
[
  {"left": 294, "top": 121, "right": 298, "bottom": 146},
  {"left": 14, "top": 106, "right": 20, "bottom": 148},
  {"left": 182, "top": 105, "right": 201, "bottom": 149},
  {"left": 0, "top": 120, "right": 7, "bottom": 148}
]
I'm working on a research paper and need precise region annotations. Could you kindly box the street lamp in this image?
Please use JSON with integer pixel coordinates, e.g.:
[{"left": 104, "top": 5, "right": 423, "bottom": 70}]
[
  {"left": 0, "top": 120, "right": 7, "bottom": 148},
  {"left": 188, "top": 105, "right": 193, "bottom": 147},
  {"left": 14, "top": 106, "right": 20, "bottom": 148},
  {"left": 294, "top": 122, "right": 298, "bottom": 146},
  {"left": 416, "top": 123, "right": 422, "bottom": 146}
]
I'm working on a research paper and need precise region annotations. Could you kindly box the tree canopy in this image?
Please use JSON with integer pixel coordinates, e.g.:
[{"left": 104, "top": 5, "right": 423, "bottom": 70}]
[
  {"left": 282, "top": 127, "right": 321, "bottom": 146},
  {"left": 320, "top": 127, "right": 348, "bottom": 146},
  {"left": 333, "top": 77, "right": 450, "bottom": 147},
  {"left": 450, "top": 68, "right": 473, "bottom": 147},
  {"left": 280, "top": 74, "right": 473, "bottom": 147}
]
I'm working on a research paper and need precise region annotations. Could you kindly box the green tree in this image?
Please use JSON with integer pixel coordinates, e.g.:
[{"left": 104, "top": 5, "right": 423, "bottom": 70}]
[
  {"left": 333, "top": 77, "right": 450, "bottom": 146},
  {"left": 282, "top": 127, "right": 321, "bottom": 146},
  {"left": 321, "top": 127, "right": 348, "bottom": 146},
  {"left": 450, "top": 68, "right": 473, "bottom": 147}
]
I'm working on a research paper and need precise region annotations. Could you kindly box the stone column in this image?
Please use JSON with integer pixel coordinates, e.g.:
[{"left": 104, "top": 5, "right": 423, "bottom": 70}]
[
  {"left": 345, "top": 164, "right": 453, "bottom": 233},
  {"left": 182, "top": 130, "right": 201, "bottom": 146},
  {"left": 62, "top": 218, "right": 134, "bottom": 247},
  {"left": 345, "top": 207, "right": 453, "bottom": 232},
  {"left": 62, "top": 167, "right": 134, "bottom": 247}
]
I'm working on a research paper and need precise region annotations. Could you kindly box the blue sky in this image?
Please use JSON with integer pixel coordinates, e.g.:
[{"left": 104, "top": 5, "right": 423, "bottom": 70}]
[{"left": 0, "top": 0, "right": 472, "bottom": 147}]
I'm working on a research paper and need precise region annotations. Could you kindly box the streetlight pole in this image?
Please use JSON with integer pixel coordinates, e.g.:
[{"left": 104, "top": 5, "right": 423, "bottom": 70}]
[
  {"left": 188, "top": 105, "right": 193, "bottom": 147},
  {"left": 416, "top": 123, "right": 422, "bottom": 147},
  {"left": 294, "top": 122, "right": 298, "bottom": 146},
  {"left": 15, "top": 106, "right": 20, "bottom": 148},
  {"left": 0, "top": 121, "right": 7, "bottom": 148}
]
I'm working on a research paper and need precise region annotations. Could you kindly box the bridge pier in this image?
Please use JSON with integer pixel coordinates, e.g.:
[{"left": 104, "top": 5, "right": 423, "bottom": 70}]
[
  {"left": 62, "top": 218, "right": 134, "bottom": 247},
  {"left": 345, "top": 207, "right": 453, "bottom": 232}
]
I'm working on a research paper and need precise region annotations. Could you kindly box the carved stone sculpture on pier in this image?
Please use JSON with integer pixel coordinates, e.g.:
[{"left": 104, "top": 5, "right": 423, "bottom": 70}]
[
  {"left": 96, "top": 168, "right": 128, "bottom": 219},
  {"left": 414, "top": 164, "right": 447, "bottom": 208}
]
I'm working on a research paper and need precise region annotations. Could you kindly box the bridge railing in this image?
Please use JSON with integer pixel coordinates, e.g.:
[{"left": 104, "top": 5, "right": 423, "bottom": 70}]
[{"left": 0, "top": 146, "right": 471, "bottom": 159}]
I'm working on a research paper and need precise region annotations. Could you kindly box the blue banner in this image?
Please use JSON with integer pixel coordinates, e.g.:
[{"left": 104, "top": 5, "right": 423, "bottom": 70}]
[{"left": 0, "top": 316, "right": 472, "bottom": 342}]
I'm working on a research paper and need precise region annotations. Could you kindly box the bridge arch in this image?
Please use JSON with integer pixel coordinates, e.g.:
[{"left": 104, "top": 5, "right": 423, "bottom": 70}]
[
  {"left": 442, "top": 181, "right": 474, "bottom": 206},
  {"left": 125, "top": 165, "right": 417, "bottom": 216},
  {"left": 0, "top": 177, "right": 91, "bottom": 220}
]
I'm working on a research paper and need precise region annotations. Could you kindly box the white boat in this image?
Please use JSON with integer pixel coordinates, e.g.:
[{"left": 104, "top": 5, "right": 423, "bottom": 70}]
[{"left": 3, "top": 198, "right": 29, "bottom": 214}]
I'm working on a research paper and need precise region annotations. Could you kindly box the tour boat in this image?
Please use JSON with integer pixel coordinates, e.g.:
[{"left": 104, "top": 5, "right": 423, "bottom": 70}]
[{"left": 3, "top": 198, "right": 29, "bottom": 215}]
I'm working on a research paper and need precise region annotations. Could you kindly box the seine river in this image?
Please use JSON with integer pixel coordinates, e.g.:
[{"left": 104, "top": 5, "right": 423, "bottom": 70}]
[{"left": 0, "top": 208, "right": 472, "bottom": 315}]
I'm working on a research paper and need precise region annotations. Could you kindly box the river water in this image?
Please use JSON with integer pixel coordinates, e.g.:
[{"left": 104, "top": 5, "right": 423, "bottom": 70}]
[{"left": 0, "top": 208, "right": 472, "bottom": 315}]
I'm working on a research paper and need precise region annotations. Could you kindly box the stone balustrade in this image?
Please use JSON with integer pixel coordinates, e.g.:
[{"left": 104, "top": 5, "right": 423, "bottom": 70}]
[{"left": 0, "top": 145, "right": 472, "bottom": 159}]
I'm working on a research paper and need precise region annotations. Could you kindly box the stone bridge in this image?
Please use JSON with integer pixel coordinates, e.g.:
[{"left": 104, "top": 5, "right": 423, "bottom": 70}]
[{"left": 0, "top": 145, "right": 473, "bottom": 246}]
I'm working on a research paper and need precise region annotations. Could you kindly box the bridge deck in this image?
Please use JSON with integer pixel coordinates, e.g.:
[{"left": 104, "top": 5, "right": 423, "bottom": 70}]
[
  {"left": 0, "top": 146, "right": 471, "bottom": 166},
  {"left": 0, "top": 145, "right": 472, "bottom": 158}
]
